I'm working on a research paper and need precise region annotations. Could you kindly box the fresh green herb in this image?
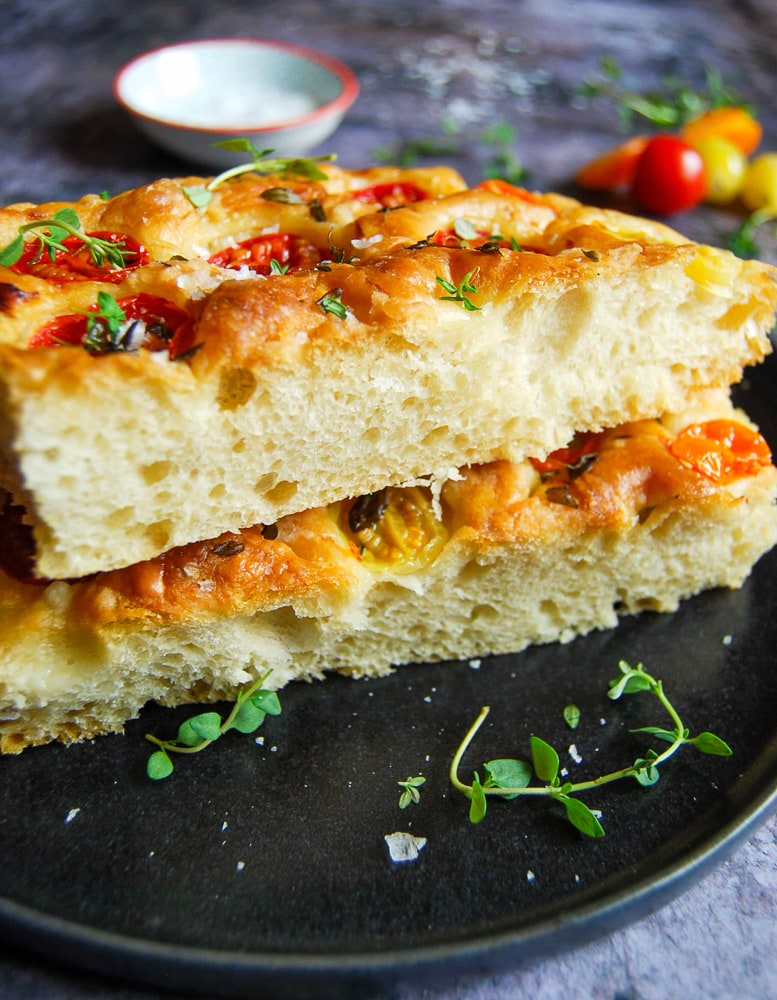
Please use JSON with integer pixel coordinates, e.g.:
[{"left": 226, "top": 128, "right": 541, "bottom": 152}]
[
  {"left": 182, "top": 139, "right": 336, "bottom": 208},
  {"left": 80, "top": 292, "right": 139, "bottom": 354},
  {"left": 269, "top": 258, "right": 290, "bottom": 275},
  {"left": 579, "top": 57, "right": 750, "bottom": 130},
  {"left": 449, "top": 660, "right": 731, "bottom": 838},
  {"left": 563, "top": 704, "right": 581, "bottom": 730},
  {"left": 0, "top": 208, "right": 130, "bottom": 270},
  {"left": 727, "top": 208, "right": 777, "bottom": 258},
  {"left": 398, "top": 775, "right": 426, "bottom": 809},
  {"left": 316, "top": 287, "right": 348, "bottom": 319},
  {"left": 99, "top": 190, "right": 111, "bottom": 201},
  {"left": 145, "top": 672, "right": 282, "bottom": 779},
  {"left": 436, "top": 268, "right": 481, "bottom": 311}
]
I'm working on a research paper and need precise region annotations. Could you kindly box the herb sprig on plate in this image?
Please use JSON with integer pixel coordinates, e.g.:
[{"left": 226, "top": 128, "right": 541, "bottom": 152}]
[
  {"left": 145, "top": 672, "right": 282, "bottom": 779},
  {"left": 449, "top": 660, "right": 732, "bottom": 838}
]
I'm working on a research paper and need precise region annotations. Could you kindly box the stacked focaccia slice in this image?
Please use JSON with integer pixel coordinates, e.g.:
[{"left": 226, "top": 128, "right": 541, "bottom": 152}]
[{"left": 0, "top": 160, "right": 776, "bottom": 752}]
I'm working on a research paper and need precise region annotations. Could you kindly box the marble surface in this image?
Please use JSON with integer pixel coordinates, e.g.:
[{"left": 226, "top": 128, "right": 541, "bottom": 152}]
[{"left": 1, "top": 1, "right": 776, "bottom": 997}]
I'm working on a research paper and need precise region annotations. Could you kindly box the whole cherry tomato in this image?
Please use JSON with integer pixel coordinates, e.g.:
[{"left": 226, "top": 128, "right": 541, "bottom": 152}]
[
  {"left": 692, "top": 136, "right": 748, "bottom": 205},
  {"left": 574, "top": 136, "right": 649, "bottom": 191},
  {"left": 630, "top": 135, "right": 707, "bottom": 216},
  {"left": 681, "top": 106, "right": 762, "bottom": 157}
]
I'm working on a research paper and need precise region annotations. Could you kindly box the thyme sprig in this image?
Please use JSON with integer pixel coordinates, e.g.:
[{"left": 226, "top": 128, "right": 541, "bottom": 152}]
[
  {"left": 145, "top": 672, "right": 282, "bottom": 779},
  {"left": 727, "top": 208, "right": 777, "bottom": 259},
  {"left": 436, "top": 268, "right": 481, "bottom": 311},
  {"left": 182, "top": 139, "right": 336, "bottom": 208},
  {"left": 449, "top": 660, "right": 732, "bottom": 837},
  {"left": 0, "top": 207, "right": 130, "bottom": 270},
  {"left": 578, "top": 57, "right": 750, "bottom": 131}
]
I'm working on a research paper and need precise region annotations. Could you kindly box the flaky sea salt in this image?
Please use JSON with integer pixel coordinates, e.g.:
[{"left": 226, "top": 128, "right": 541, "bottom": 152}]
[{"left": 384, "top": 832, "right": 428, "bottom": 864}]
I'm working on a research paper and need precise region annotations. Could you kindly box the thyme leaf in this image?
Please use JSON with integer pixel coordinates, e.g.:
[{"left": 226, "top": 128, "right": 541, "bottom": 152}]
[
  {"left": 316, "top": 287, "right": 348, "bottom": 319},
  {"left": 436, "top": 268, "right": 481, "bottom": 311},
  {"left": 398, "top": 775, "right": 426, "bottom": 809}
]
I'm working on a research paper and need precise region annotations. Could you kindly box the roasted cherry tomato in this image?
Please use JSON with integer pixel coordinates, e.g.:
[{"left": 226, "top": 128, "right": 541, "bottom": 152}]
[
  {"left": 530, "top": 431, "right": 604, "bottom": 475},
  {"left": 681, "top": 106, "right": 762, "bottom": 157},
  {"left": 208, "top": 233, "right": 325, "bottom": 274},
  {"left": 574, "top": 136, "right": 649, "bottom": 191},
  {"left": 28, "top": 292, "right": 195, "bottom": 359},
  {"left": 351, "top": 182, "right": 429, "bottom": 208},
  {"left": 667, "top": 419, "right": 772, "bottom": 483},
  {"left": 11, "top": 231, "right": 147, "bottom": 283},
  {"left": 630, "top": 134, "right": 707, "bottom": 215}
]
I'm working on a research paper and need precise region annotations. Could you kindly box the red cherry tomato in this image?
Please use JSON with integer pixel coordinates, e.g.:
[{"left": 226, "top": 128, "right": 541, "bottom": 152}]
[
  {"left": 28, "top": 292, "right": 194, "bottom": 358},
  {"left": 630, "top": 135, "right": 707, "bottom": 216},
  {"left": 208, "top": 233, "right": 325, "bottom": 274},
  {"left": 351, "top": 182, "right": 429, "bottom": 208},
  {"left": 11, "top": 231, "right": 148, "bottom": 283}
]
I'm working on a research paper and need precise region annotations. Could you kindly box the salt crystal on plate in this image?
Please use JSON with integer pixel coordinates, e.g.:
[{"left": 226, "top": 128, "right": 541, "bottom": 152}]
[{"left": 384, "top": 831, "right": 428, "bottom": 864}]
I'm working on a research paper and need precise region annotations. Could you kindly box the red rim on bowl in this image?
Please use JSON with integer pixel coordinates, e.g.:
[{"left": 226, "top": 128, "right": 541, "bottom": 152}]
[{"left": 113, "top": 37, "right": 360, "bottom": 135}]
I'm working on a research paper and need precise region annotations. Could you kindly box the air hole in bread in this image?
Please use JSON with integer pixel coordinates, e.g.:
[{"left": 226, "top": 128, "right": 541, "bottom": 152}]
[
  {"left": 209, "top": 483, "right": 226, "bottom": 500},
  {"left": 216, "top": 367, "right": 257, "bottom": 410},
  {"left": 106, "top": 506, "right": 135, "bottom": 529},
  {"left": 144, "top": 519, "right": 173, "bottom": 551},
  {"left": 264, "top": 480, "right": 299, "bottom": 505},
  {"left": 469, "top": 603, "right": 499, "bottom": 623},
  {"left": 421, "top": 425, "right": 450, "bottom": 448},
  {"left": 141, "top": 460, "right": 175, "bottom": 485}
]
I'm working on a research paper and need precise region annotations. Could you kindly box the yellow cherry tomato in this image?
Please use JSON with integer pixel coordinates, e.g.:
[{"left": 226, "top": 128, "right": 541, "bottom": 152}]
[
  {"left": 692, "top": 136, "right": 748, "bottom": 205},
  {"left": 741, "top": 153, "right": 777, "bottom": 212},
  {"left": 682, "top": 106, "right": 762, "bottom": 157}
]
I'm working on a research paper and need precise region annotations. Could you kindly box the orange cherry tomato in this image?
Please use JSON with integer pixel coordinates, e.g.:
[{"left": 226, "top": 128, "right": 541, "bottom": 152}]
[
  {"left": 28, "top": 292, "right": 194, "bottom": 358},
  {"left": 208, "top": 233, "right": 325, "bottom": 274},
  {"left": 574, "top": 136, "right": 650, "bottom": 191},
  {"left": 682, "top": 106, "right": 762, "bottom": 157},
  {"left": 11, "top": 231, "right": 147, "bottom": 283},
  {"left": 667, "top": 419, "right": 772, "bottom": 483},
  {"left": 351, "top": 182, "right": 429, "bottom": 208}
]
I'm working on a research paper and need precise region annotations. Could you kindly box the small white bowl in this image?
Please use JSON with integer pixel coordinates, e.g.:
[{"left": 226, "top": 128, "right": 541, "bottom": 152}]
[{"left": 114, "top": 38, "right": 360, "bottom": 169}]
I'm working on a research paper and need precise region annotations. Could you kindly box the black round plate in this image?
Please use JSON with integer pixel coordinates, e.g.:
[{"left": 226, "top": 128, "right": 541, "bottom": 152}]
[{"left": 1, "top": 361, "right": 777, "bottom": 1000}]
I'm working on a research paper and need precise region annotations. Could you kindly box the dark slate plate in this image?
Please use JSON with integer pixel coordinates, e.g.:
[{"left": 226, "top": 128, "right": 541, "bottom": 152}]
[{"left": 1, "top": 359, "right": 776, "bottom": 1000}]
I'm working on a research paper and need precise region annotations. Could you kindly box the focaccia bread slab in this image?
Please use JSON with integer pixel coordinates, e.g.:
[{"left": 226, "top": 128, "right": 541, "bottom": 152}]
[
  {"left": 1, "top": 390, "right": 775, "bottom": 752},
  {"left": 0, "top": 165, "right": 775, "bottom": 578}
]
